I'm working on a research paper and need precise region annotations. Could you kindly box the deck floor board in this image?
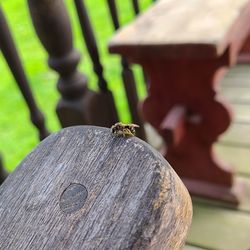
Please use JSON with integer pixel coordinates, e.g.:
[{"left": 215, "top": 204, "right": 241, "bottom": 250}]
[
  {"left": 146, "top": 64, "right": 250, "bottom": 250},
  {"left": 187, "top": 203, "right": 250, "bottom": 250}
]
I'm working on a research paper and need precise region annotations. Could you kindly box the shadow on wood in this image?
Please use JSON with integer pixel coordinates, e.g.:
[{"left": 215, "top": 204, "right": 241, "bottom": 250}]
[{"left": 0, "top": 126, "right": 192, "bottom": 249}]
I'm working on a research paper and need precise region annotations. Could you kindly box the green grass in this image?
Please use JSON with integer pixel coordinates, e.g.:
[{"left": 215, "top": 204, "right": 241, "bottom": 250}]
[{"left": 0, "top": 0, "right": 151, "bottom": 172}]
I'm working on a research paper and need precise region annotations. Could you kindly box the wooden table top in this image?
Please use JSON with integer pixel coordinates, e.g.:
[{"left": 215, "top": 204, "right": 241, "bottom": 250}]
[{"left": 109, "top": 0, "right": 250, "bottom": 59}]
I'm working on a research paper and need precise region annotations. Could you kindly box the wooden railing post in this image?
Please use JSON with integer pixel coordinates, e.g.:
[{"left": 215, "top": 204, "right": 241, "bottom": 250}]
[
  {"left": 107, "top": 0, "right": 146, "bottom": 140},
  {"left": 73, "top": 0, "right": 119, "bottom": 126},
  {"left": 0, "top": 126, "right": 192, "bottom": 249},
  {"left": 131, "top": 0, "right": 140, "bottom": 15},
  {"left": 28, "top": 0, "right": 114, "bottom": 127},
  {"left": 0, "top": 7, "right": 49, "bottom": 140}
]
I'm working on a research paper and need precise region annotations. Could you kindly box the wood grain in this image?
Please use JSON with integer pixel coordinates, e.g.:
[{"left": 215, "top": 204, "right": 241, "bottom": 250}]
[
  {"left": 0, "top": 126, "right": 192, "bottom": 249},
  {"left": 109, "top": 0, "right": 250, "bottom": 59}
]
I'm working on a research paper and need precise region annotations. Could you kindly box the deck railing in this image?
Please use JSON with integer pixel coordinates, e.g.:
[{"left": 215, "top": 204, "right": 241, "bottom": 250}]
[
  {"left": 0, "top": 7, "right": 49, "bottom": 140},
  {"left": 0, "top": 0, "right": 155, "bottom": 181}
]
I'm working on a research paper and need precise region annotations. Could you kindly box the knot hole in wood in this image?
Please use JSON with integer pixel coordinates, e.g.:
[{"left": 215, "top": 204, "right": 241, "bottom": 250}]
[{"left": 59, "top": 183, "right": 88, "bottom": 214}]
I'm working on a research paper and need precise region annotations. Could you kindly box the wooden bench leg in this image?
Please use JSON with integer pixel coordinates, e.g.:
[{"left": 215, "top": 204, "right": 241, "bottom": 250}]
[{"left": 141, "top": 56, "right": 245, "bottom": 204}]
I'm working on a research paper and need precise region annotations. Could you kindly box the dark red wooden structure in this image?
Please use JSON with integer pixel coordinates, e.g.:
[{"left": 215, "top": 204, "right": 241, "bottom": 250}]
[{"left": 109, "top": 0, "right": 250, "bottom": 203}]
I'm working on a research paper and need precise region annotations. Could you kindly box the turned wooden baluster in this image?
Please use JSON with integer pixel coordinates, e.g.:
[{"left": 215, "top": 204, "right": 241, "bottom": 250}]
[
  {"left": 107, "top": 0, "right": 146, "bottom": 140},
  {"left": 130, "top": 0, "right": 150, "bottom": 86},
  {"left": 131, "top": 0, "right": 140, "bottom": 15},
  {"left": 0, "top": 7, "right": 49, "bottom": 140},
  {"left": 73, "top": 0, "right": 119, "bottom": 126},
  {"left": 28, "top": 0, "right": 112, "bottom": 127}
]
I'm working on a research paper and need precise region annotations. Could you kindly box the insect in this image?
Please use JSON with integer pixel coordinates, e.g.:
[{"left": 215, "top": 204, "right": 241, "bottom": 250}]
[{"left": 111, "top": 122, "right": 140, "bottom": 137}]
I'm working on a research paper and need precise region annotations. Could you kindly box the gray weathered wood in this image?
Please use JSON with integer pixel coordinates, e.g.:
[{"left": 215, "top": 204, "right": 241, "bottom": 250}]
[{"left": 0, "top": 126, "right": 192, "bottom": 250}]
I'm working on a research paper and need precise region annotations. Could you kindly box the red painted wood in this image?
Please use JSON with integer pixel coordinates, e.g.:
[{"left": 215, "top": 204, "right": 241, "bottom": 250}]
[
  {"left": 139, "top": 54, "right": 244, "bottom": 203},
  {"left": 108, "top": 0, "right": 250, "bottom": 203},
  {"left": 110, "top": 51, "right": 247, "bottom": 204}
]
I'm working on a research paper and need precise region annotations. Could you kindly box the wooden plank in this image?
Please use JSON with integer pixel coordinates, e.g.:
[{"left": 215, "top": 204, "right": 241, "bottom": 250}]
[
  {"left": 109, "top": 0, "right": 250, "bottom": 58},
  {"left": 220, "top": 86, "right": 250, "bottom": 104},
  {"left": 220, "top": 122, "right": 250, "bottom": 146},
  {"left": 226, "top": 64, "right": 250, "bottom": 77},
  {"left": 230, "top": 103, "right": 250, "bottom": 123},
  {"left": 215, "top": 144, "right": 250, "bottom": 176},
  {"left": 221, "top": 77, "right": 250, "bottom": 88},
  {"left": 0, "top": 126, "right": 192, "bottom": 249},
  {"left": 220, "top": 64, "right": 250, "bottom": 88},
  {"left": 187, "top": 202, "right": 250, "bottom": 250}
]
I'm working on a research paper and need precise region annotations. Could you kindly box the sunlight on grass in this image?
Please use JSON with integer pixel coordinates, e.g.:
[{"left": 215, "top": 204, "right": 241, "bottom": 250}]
[{"left": 0, "top": 0, "right": 152, "bottom": 171}]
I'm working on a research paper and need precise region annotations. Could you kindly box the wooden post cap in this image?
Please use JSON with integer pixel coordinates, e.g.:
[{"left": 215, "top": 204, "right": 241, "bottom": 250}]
[{"left": 0, "top": 126, "right": 192, "bottom": 249}]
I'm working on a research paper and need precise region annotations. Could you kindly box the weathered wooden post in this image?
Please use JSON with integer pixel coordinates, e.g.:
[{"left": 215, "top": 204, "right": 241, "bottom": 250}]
[
  {"left": 0, "top": 126, "right": 192, "bottom": 249},
  {"left": 107, "top": 0, "right": 146, "bottom": 140},
  {"left": 0, "top": 7, "right": 49, "bottom": 140},
  {"left": 28, "top": 0, "right": 116, "bottom": 127}
]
